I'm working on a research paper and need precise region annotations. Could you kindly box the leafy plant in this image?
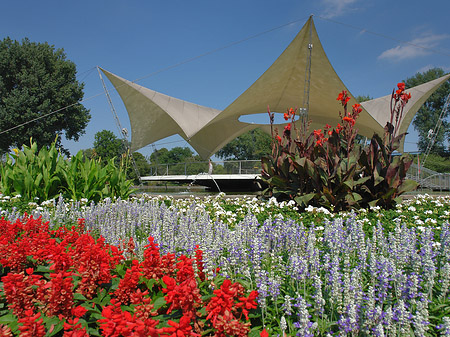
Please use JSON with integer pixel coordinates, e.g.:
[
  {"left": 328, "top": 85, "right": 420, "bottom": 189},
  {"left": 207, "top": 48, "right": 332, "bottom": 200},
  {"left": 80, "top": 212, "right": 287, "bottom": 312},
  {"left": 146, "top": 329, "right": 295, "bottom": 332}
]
[
  {"left": 262, "top": 83, "right": 418, "bottom": 211},
  {"left": 358, "top": 82, "right": 419, "bottom": 208},
  {"left": 0, "top": 138, "right": 136, "bottom": 203},
  {"left": 0, "top": 138, "right": 65, "bottom": 201}
]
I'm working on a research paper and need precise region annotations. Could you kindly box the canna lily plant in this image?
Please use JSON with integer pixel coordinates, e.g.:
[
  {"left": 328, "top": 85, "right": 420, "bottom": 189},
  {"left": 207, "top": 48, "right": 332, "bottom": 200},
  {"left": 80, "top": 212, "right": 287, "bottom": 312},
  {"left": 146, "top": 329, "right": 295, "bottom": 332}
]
[{"left": 261, "top": 83, "right": 418, "bottom": 211}]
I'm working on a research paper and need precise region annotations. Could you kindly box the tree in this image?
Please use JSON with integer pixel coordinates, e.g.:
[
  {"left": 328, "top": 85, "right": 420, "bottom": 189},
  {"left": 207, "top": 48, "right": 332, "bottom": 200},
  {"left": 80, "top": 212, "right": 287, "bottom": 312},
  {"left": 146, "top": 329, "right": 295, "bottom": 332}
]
[
  {"left": 216, "top": 129, "right": 272, "bottom": 160},
  {"left": 355, "top": 95, "right": 372, "bottom": 103},
  {"left": 149, "top": 147, "right": 193, "bottom": 165},
  {"left": 127, "top": 151, "right": 151, "bottom": 183},
  {"left": 405, "top": 68, "right": 450, "bottom": 154},
  {"left": 0, "top": 37, "right": 90, "bottom": 154},
  {"left": 93, "top": 130, "right": 125, "bottom": 164}
]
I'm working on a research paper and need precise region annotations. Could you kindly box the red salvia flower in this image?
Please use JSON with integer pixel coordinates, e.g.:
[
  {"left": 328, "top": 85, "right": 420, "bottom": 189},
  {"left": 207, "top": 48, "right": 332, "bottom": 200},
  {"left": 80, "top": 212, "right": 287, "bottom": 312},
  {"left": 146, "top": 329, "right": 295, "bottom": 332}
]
[
  {"left": 0, "top": 324, "right": 13, "bottom": 337},
  {"left": 260, "top": 328, "right": 269, "bottom": 337},
  {"left": 17, "top": 310, "right": 46, "bottom": 337},
  {"left": 113, "top": 259, "right": 142, "bottom": 305},
  {"left": 141, "top": 237, "right": 176, "bottom": 280},
  {"left": 160, "top": 314, "right": 200, "bottom": 337},
  {"left": 194, "top": 245, "right": 206, "bottom": 282}
]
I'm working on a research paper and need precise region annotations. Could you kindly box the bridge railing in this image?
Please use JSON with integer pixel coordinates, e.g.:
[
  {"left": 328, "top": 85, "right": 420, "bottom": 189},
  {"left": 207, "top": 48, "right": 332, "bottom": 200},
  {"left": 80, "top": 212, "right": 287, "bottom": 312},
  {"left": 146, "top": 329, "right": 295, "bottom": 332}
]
[
  {"left": 407, "top": 163, "right": 450, "bottom": 191},
  {"left": 148, "top": 160, "right": 262, "bottom": 176},
  {"left": 147, "top": 160, "right": 450, "bottom": 190}
]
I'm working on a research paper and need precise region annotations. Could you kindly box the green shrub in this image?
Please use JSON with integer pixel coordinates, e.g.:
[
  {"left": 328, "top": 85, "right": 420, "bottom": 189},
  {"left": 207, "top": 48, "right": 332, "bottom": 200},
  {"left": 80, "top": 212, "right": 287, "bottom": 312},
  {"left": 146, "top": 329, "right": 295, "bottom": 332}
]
[
  {"left": 0, "top": 139, "right": 136, "bottom": 202},
  {"left": 261, "top": 84, "right": 418, "bottom": 211}
]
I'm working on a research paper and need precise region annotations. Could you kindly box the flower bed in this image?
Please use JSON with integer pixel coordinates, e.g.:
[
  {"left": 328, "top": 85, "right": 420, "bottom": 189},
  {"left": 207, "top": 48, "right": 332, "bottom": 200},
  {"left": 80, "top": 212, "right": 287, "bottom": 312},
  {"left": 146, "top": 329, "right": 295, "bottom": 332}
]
[
  {"left": 1, "top": 193, "right": 450, "bottom": 335},
  {"left": 0, "top": 215, "right": 258, "bottom": 336}
]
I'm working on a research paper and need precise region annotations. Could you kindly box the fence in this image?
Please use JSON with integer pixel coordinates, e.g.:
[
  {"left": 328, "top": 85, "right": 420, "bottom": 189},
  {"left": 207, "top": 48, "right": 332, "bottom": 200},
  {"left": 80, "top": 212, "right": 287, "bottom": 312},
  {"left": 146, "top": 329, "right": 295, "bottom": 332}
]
[
  {"left": 148, "top": 160, "right": 262, "bottom": 176},
  {"left": 147, "top": 160, "right": 450, "bottom": 191},
  {"left": 407, "top": 163, "right": 450, "bottom": 191}
]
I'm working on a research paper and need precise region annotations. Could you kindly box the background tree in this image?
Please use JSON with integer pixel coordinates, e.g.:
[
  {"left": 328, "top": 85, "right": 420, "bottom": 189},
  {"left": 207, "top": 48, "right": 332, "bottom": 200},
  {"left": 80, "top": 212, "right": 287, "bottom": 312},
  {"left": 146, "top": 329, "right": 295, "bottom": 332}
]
[
  {"left": 355, "top": 94, "right": 372, "bottom": 103},
  {"left": 149, "top": 146, "right": 212, "bottom": 175},
  {"left": 405, "top": 67, "right": 450, "bottom": 154},
  {"left": 0, "top": 37, "right": 90, "bottom": 154},
  {"left": 149, "top": 147, "right": 193, "bottom": 164},
  {"left": 92, "top": 130, "right": 124, "bottom": 164},
  {"left": 91, "top": 129, "right": 151, "bottom": 183},
  {"left": 216, "top": 128, "right": 272, "bottom": 160}
]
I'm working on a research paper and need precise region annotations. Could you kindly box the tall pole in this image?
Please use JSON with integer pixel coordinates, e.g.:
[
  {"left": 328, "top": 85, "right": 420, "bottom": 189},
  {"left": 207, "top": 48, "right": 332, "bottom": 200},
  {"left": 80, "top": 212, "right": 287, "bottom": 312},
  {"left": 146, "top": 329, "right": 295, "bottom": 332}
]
[{"left": 97, "top": 67, "right": 142, "bottom": 185}]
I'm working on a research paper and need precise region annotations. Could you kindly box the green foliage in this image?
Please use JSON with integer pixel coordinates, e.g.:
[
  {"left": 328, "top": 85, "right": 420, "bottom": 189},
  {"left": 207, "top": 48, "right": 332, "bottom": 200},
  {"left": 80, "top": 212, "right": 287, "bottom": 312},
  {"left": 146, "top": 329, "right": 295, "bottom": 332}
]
[
  {"left": 92, "top": 129, "right": 125, "bottom": 165},
  {"left": 149, "top": 147, "right": 194, "bottom": 165},
  {"left": 358, "top": 129, "right": 417, "bottom": 209},
  {"left": 354, "top": 94, "right": 372, "bottom": 103},
  {"left": 216, "top": 128, "right": 272, "bottom": 160},
  {"left": 262, "top": 87, "right": 418, "bottom": 212},
  {"left": 0, "top": 138, "right": 135, "bottom": 202},
  {"left": 0, "top": 139, "right": 64, "bottom": 200},
  {"left": 406, "top": 67, "right": 450, "bottom": 153},
  {"left": 417, "top": 153, "right": 450, "bottom": 173},
  {"left": 0, "top": 37, "right": 90, "bottom": 154},
  {"left": 148, "top": 147, "right": 209, "bottom": 175}
]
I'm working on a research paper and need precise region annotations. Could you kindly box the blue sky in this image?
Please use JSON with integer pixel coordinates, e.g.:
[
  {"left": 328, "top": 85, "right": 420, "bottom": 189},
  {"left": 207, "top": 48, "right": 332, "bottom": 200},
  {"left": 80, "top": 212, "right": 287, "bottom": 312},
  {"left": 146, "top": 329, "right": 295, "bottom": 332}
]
[{"left": 2, "top": 0, "right": 450, "bottom": 157}]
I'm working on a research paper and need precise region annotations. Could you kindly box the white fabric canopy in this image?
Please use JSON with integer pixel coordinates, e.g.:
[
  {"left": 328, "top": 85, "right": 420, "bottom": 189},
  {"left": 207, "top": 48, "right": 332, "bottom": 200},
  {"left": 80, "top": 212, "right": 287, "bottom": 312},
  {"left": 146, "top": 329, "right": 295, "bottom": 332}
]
[{"left": 101, "top": 16, "right": 450, "bottom": 158}]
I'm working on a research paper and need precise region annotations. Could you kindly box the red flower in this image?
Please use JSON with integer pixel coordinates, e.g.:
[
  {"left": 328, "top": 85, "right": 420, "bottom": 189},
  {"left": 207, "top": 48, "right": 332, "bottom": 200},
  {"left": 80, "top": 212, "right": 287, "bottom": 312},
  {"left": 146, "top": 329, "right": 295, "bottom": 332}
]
[
  {"left": 337, "top": 90, "right": 351, "bottom": 105},
  {"left": 276, "top": 135, "right": 282, "bottom": 144},
  {"left": 352, "top": 103, "right": 362, "bottom": 115},
  {"left": 72, "top": 305, "right": 88, "bottom": 318},
  {"left": 283, "top": 123, "right": 291, "bottom": 138},
  {"left": 18, "top": 310, "right": 46, "bottom": 337},
  {"left": 260, "top": 329, "right": 269, "bottom": 337},
  {"left": 159, "top": 315, "right": 200, "bottom": 337},
  {"left": 343, "top": 116, "right": 355, "bottom": 126},
  {"left": 0, "top": 324, "right": 13, "bottom": 337},
  {"left": 397, "top": 82, "right": 405, "bottom": 91},
  {"left": 313, "top": 129, "right": 323, "bottom": 138},
  {"left": 194, "top": 245, "right": 206, "bottom": 282},
  {"left": 235, "top": 290, "right": 258, "bottom": 320},
  {"left": 113, "top": 259, "right": 142, "bottom": 305},
  {"left": 283, "top": 112, "right": 289, "bottom": 121}
]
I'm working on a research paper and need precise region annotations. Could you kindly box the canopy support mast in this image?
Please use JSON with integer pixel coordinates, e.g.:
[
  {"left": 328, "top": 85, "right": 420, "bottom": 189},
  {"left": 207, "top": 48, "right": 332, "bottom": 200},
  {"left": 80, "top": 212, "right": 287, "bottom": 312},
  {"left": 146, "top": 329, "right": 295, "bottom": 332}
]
[{"left": 97, "top": 67, "right": 142, "bottom": 185}]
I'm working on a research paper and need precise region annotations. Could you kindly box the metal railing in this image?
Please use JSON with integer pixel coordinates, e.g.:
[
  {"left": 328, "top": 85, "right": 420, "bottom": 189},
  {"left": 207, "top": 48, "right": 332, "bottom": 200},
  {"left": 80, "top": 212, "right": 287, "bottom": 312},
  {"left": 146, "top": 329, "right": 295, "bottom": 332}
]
[
  {"left": 148, "top": 160, "right": 262, "bottom": 176},
  {"left": 146, "top": 160, "right": 450, "bottom": 191},
  {"left": 407, "top": 163, "right": 450, "bottom": 191}
]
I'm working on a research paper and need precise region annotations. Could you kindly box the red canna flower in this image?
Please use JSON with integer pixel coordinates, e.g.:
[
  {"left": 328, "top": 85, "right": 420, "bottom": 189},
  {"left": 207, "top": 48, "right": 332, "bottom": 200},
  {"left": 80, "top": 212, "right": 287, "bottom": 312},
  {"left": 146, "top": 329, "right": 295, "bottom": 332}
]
[
  {"left": 343, "top": 116, "right": 355, "bottom": 126},
  {"left": 283, "top": 123, "right": 291, "bottom": 138},
  {"left": 337, "top": 90, "right": 351, "bottom": 105},
  {"left": 352, "top": 103, "right": 362, "bottom": 115},
  {"left": 283, "top": 112, "right": 289, "bottom": 121},
  {"left": 260, "top": 329, "right": 269, "bottom": 337}
]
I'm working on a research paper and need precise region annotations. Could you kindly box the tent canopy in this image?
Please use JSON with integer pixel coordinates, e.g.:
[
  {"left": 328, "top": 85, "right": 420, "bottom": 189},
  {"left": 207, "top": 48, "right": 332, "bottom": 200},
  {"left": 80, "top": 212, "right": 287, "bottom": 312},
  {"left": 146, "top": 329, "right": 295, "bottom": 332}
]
[{"left": 101, "top": 16, "right": 450, "bottom": 159}]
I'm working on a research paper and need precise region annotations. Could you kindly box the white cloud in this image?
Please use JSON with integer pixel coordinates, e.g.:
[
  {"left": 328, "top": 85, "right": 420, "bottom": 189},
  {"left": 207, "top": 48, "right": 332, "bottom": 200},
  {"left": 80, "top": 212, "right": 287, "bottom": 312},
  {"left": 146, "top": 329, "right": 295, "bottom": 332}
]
[
  {"left": 378, "top": 33, "right": 449, "bottom": 61},
  {"left": 416, "top": 64, "right": 450, "bottom": 74},
  {"left": 320, "top": 0, "right": 359, "bottom": 18}
]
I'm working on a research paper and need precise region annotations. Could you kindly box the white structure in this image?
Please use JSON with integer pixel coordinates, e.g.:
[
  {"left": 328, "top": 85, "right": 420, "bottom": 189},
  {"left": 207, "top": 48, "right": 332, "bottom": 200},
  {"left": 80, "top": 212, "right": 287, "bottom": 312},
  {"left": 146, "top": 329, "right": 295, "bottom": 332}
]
[{"left": 101, "top": 16, "right": 450, "bottom": 159}]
